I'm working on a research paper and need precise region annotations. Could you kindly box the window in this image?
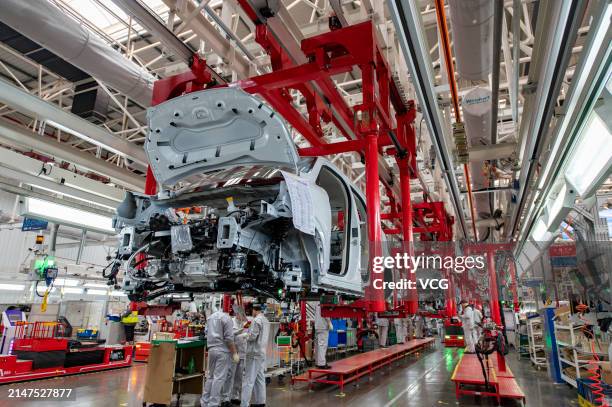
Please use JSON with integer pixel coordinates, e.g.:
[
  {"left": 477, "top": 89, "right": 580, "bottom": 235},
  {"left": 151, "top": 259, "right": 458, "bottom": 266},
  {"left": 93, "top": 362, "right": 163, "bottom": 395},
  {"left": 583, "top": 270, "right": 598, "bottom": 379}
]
[
  {"left": 316, "top": 166, "right": 351, "bottom": 275},
  {"left": 352, "top": 189, "right": 370, "bottom": 284}
]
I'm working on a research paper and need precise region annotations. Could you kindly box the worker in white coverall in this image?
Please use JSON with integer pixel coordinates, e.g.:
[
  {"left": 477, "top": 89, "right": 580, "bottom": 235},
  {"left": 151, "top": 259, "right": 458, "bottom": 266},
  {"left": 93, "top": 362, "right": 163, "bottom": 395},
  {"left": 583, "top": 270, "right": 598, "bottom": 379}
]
[
  {"left": 394, "top": 318, "right": 405, "bottom": 344},
  {"left": 221, "top": 316, "right": 248, "bottom": 406},
  {"left": 241, "top": 304, "right": 270, "bottom": 407},
  {"left": 459, "top": 300, "right": 476, "bottom": 353},
  {"left": 405, "top": 317, "right": 414, "bottom": 341},
  {"left": 376, "top": 316, "right": 389, "bottom": 347},
  {"left": 472, "top": 304, "right": 483, "bottom": 345},
  {"left": 314, "top": 302, "right": 333, "bottom": 368},
  {"left": 202, "top": 310, "right": 239, "bottom": 407},
  {"left": 415, "top": 315, "right": 425, "bottom": 339}
]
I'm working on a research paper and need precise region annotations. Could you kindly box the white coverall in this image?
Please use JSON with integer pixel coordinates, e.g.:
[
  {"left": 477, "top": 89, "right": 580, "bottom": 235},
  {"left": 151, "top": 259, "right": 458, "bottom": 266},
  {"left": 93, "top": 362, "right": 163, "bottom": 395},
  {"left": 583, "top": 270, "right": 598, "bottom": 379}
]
[
  {"left": 393, "top": 318, "right": 405, "bottom": 344},
  {"left": 222, "top": 317, "right": 248, "bottom": 403},
  {"left": 376, "top": 316, "right": 389, "bottom": 347},
  {"left": 415, "top": 316, "right": 424, "bottom": 339},
  {"left": 460, "top": 305, "right": 476, "bottom": 353},
  {"left": 405, "top": 317, "right": 414, "bottom": 341},
  {"left": 240, "top": 312, "right": 270, "bottom": 407},
  {"left": 202, "top": 311, "right": 235, "bottom": 407},
  {"left": 314, "top": 303, "right": 332, "bottom": 366},
  {"left": 473, "top": 307, "right": 483, "bottom": 345}
]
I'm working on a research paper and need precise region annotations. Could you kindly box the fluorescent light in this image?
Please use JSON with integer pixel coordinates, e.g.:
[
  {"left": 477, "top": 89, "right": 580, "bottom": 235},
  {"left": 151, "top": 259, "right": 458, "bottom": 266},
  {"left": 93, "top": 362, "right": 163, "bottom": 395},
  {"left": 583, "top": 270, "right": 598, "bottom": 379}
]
[
  {"left": 110, "top": 291, "right": 127, "bottom": 297},
  {"left": 22, "top": 197, "right": 115, "bottom": 234},
  {"left": 87, "top": 289, "right": 108, "bottom": 296},
  {"left": 54, "top": 278, "right": 80, "bottom": 287},
  {"left": 545, "top": 183, "right": 576, "bottom": 230},
  {"left": 84, "top": 282, "right": 109, "bottom": 288},
  {"left": 0, "top": 284, "right": 25, "bottom": 291},
  {"left": 538, "top": 4, "right": 612, "bottom": 190},
  {"left": 565, "top": 113, "right": 612, "bottom": 197},
  {"left": 530, "top": 218, "right": 549, "bottom": 242},
  {"left": 62, "top": 287, "right": 84, "bottom": 294}
]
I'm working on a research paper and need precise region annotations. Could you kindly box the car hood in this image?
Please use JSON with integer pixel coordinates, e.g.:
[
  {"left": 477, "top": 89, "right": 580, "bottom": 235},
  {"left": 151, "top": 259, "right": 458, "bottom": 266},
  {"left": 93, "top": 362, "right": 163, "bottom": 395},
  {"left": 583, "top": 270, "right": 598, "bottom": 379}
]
[{"left": 146, "top": 87, "right": 299, "bottom": 186}]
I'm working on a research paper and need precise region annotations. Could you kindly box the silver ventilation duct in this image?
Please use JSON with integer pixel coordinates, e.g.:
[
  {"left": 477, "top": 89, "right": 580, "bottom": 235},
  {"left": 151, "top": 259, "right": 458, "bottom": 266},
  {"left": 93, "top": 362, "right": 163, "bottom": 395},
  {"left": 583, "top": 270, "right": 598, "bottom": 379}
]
[
  {"left": 0, "top": 0, "right": 155, "bottom": 107},
  {"left": 448, "top": 0, "right": 494, "bottom": 81},
  {"left": 463, "top": 87, "right": 492, "bottom": 237}
]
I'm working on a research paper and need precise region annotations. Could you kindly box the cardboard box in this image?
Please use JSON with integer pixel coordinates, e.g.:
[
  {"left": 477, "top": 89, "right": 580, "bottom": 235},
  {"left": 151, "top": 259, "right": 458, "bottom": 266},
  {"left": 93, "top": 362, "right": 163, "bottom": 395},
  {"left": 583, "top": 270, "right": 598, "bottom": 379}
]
[
  {"left": 601, "top": 365, "right": 612, "bottom": 385},
  {"left": 555, "top": 305, "right": 571, "bottom": 325}
]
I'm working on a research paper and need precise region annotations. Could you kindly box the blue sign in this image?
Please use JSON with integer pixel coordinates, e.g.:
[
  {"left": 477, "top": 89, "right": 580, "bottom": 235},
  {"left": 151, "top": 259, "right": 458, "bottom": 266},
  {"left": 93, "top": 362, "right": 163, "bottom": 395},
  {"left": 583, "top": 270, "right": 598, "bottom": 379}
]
[{"left": 22, "top": 217, "right": 48, "bottom": 231}]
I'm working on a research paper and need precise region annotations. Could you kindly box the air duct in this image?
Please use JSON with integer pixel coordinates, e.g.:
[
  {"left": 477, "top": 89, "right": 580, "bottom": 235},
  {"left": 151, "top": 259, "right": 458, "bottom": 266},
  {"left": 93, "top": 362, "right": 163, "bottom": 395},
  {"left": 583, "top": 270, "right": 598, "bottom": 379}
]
[
  {"left": 448, "top": 0, "right": 493, "bottom": 81},
  {"left": 0, "top": 0, "right": 155, "bottom": 107},
  {"left": 463, "top": 87, "right": 492, "bottom": 236}
]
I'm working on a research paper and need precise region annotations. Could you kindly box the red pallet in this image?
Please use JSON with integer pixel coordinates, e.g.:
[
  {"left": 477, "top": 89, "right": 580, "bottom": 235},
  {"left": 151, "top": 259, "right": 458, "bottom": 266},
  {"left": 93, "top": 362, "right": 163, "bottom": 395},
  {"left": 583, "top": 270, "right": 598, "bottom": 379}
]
[
  {"left": 292, "top": 338, "right": 435, "bottom": 394},
  {"left": 451, "top": 353, "right": 525, "bottom": 405}
]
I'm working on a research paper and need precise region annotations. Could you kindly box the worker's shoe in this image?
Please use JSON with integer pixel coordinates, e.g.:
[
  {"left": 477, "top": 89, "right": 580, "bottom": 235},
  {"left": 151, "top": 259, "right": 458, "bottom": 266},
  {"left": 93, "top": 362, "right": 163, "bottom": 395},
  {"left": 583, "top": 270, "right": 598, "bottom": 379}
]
[
  {"left": 316, "top": 364, "right": 332, "bottom": 369},
  {"left": 221, "top": 402, "right": 232, "bottom": 407},
  {"left": 230, "top": 400, "right": 241, "bottom": 405}
]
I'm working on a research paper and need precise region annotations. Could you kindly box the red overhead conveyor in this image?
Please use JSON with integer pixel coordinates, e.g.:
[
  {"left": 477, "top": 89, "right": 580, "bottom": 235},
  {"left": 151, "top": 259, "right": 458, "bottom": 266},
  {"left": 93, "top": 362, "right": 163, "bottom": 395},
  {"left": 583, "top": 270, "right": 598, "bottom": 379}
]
[{"left": 139, "top": 6, "right": 457, "bottom": 358}]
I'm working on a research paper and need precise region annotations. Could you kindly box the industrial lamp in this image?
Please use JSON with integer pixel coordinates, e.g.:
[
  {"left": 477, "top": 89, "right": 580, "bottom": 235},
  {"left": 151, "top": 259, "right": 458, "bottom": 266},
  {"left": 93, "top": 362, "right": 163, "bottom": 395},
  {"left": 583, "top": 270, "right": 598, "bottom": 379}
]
[
  {"left": 22, "top": 197, "right": 115, "bottom": 234},
  {"left": 565, "top": 110, "right": 612, "bottom": 198}
]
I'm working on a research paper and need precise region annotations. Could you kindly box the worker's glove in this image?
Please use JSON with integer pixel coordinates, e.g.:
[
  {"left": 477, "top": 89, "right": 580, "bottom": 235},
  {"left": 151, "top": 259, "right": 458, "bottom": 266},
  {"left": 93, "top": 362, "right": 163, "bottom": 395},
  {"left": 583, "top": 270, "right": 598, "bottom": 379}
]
[{"left": 232, "top": 352, "right": 240, "bottom": 364}]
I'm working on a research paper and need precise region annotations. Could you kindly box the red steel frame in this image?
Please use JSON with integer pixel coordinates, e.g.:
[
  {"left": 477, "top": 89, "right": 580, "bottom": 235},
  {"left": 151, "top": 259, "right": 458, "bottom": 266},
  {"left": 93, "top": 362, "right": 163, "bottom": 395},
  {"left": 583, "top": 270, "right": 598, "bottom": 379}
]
[{"left": 139, "top": 17, "right": 456, "bottom": 357}]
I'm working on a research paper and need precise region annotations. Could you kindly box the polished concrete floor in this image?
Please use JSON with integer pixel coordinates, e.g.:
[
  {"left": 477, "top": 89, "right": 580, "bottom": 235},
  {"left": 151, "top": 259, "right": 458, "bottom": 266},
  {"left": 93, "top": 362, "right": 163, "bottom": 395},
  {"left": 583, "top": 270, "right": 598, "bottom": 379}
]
[{"left": 0, "top": 343, "right": 577, "bottom": 407}]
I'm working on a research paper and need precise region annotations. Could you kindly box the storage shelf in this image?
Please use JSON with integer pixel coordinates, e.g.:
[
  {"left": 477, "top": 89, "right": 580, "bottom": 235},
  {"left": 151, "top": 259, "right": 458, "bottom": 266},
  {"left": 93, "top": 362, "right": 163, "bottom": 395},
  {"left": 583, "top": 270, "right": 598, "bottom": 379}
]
[{"left": 560, "top": 373, "right": 577, "bottom": 388}]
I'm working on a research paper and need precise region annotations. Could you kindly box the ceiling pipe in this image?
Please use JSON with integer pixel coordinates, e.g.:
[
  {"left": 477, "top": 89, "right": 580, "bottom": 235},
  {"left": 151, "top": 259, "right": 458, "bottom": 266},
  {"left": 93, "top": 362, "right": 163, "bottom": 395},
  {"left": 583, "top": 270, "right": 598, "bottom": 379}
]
[
  {"left": 388, "top": 0, "right": 468, "bottom": 238},
  {"left": 0, "top": 78, "right": 147, "bottom": 166},
  {"left": 0, "top": 0, "right": 155, "bottom": 107},
  {"left": 0, "top": 118, "right": 145, "bottom": 192},
  {"left": 109, "top": 0, "right": 225, "bottom": 84},
  {"left": 490, "top": 0, "right": 503, "bottom": 146},
  {"left": 434, "top": 0, "right": 479, "bottom": 240}
]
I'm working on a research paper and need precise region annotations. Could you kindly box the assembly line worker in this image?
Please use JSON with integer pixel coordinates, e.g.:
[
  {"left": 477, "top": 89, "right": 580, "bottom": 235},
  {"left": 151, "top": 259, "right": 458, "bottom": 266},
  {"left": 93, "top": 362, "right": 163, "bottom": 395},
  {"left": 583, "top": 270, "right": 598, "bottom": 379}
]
[
  {"left": 314, "top": 302, "right": 333, "bottom": 368},
  {"left": 459, "top": 299, "right": 476, "bottom": 353},
  {"left": 202, "top": 309, "right": 240, "bottom": 407},
  {"left": 222, "top": 316, "right": 248, "bottom": 406},
  {"left": 393, "top": 317, "right": 405, "bottom": 344},
  {"left": 241, "top": 303, "right": 270, "bottom": 407},
  {"left": 472, "top": 304, "right": 483, "bottom": 343},
  {"left": 414, "top": 315, "right": 425, "bottom": 339},
  {"left": 405, "top": 316, "right": 414, "bottom": 341},
  {"left": 376, "top": 315, "right": 389, "bottom": 347}
]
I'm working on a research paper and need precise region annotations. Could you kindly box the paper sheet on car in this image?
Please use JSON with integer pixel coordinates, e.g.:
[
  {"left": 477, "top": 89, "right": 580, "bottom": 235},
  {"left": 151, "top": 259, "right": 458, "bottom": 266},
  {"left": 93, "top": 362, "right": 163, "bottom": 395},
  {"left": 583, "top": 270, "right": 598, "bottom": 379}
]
[{"left": 281, "top": 171, "right": 315, "bottom": 235}]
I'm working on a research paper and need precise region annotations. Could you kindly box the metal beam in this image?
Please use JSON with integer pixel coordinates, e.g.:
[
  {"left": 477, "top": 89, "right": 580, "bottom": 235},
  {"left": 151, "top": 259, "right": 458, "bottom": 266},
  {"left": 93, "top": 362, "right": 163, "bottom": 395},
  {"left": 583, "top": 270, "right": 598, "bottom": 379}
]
[
  {"left": 163, "top": 0, "right": 253, "bottom": 79},
  {"left": 0, "top": 146, "right": 124, "bottom": 207},
  {"left": 0, "top": 181, "right": 114, "bottom": 216},
  {"left": 469, "top": 143, "right": 517, "bottom": 162},
  {"left": 0, "top": 78, "right": 148, "bottom": 165},
  {"left": 0, "top": 118, "right": 144, "bottom": 192},
  {"left": 509, "top": 0, "right": 588, "bottom": 238}
]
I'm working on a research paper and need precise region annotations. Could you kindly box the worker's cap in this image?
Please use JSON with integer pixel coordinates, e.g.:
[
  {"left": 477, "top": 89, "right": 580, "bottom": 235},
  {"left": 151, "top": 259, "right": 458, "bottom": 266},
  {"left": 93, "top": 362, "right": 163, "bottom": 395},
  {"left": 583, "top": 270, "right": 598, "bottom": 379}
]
[
  {"left": 252, "top": 303, "right": 263, "bottom": 311},
  {"left": 460, "top": 299, "right": 469, "bottom": 304}
]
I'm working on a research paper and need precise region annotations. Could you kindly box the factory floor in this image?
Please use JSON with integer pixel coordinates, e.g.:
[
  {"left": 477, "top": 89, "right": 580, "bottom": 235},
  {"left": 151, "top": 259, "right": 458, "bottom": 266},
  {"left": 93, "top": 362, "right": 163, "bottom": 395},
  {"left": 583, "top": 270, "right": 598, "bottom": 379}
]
[{"left": 0, "top": 342, "right": 577, "bottom": 407}]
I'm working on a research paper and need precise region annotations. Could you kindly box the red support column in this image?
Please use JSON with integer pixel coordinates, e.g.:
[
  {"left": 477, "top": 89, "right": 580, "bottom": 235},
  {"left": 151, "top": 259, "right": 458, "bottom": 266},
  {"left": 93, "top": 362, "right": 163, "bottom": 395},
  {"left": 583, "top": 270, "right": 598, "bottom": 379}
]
[
  {"left": 487, "top": 250, "right": 501, "bottom": 325},
  {"left": 398, "top": 157, "right": 417, "bottom": 314},
  {"left": 364, "top": 133, "right": 385, "bottom": 312},
  {"left": 222, "top": 294, "right": 232, "bottom": 313}
]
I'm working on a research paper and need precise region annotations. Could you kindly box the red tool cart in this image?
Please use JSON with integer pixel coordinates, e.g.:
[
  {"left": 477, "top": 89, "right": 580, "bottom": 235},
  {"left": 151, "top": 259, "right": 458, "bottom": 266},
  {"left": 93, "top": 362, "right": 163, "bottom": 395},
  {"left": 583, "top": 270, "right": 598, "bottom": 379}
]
[{"left": 0, "top": 321, "right": 133, "bottom": 384}]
